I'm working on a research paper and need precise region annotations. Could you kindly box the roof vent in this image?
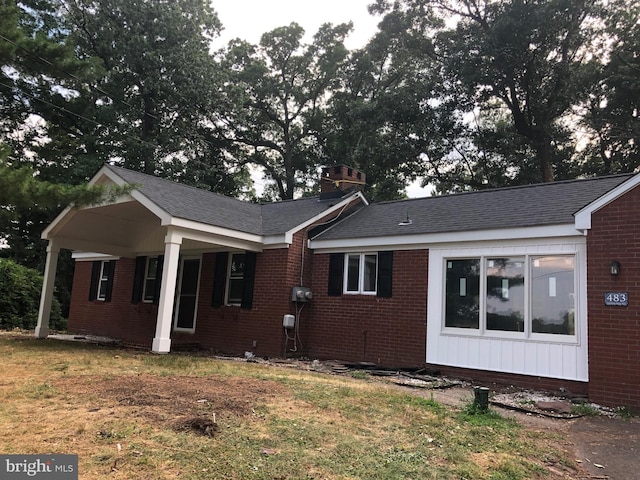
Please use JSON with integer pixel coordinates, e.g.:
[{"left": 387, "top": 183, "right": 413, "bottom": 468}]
[{"left": 398, "top": 209, "right": 412, "bottom": 226}]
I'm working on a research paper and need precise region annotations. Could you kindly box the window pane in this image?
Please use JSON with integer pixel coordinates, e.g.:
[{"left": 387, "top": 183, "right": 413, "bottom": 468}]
[
  {"left": 486, "top": 257, "right": 525, "bottom": 332},
  {"left": 147, "top": 257, "right": 158, "bottom": 278},
  {"left": 143, "top": 257, "right": 159, "bottom": 302},
  {"left": 363, "top": 254, "right": 377, "bottom": 292},
  {"left": 98, "top": 281, "right": 108, "bottom": 300},
  {"left": 143, "top": 279, "right": 156, "bottom": 301},
  {"left": 230, "top": 254, "right": 245, "bottom": 277},
  {"left": 228, "top": 278, "right": 243, "bottom": 304},
  {"left": 227, "top": 253, "right": 245, "bottom": 304},
  {"left": 445, "top": 259, "right": 480, "bottom": 328},
  {"left": 531, "top": 256, "right": 575, "bottom": 335},
  {"left": 346, "top": 255, "right": 360, "bottom": 292}
]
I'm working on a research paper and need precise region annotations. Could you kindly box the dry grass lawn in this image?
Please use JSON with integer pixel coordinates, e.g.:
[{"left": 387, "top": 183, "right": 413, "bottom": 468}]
[{"left": 0, "top": 332, "right": 583, "bottom": 479}]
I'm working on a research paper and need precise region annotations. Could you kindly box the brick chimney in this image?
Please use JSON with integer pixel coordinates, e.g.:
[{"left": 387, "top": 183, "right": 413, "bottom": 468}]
[{"left": 320, "top": 165, "right": 366, "bottom": 198}]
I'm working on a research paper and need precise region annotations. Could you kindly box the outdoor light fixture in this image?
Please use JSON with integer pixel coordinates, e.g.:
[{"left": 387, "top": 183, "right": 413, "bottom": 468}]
[{"left": 610, "top": 260, "right": 621, "bottom": 276}]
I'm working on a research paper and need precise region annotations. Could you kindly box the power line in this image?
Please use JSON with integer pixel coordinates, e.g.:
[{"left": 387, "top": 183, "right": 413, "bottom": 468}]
[{"left": 0, "top": 32, "right": 160, "bottom": 123}]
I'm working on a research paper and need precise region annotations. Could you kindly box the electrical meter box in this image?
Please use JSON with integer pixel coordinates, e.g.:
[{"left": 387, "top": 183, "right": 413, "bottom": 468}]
[
  {"left": 291, "top": 286, "right": 313, "bottom": 302},
  {"left": 283, "top": 314, "right": 295, "bottom": 329}
]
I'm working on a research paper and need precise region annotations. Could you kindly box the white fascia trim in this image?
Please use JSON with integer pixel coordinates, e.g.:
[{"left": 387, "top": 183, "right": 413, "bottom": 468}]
[
  {"left": 71, "top": 252, "right": 121, "bottom": 261},
  {"left": 280, "top": 192, "right": 368, "bottom": 245},
  {"left": 53, "top": 236, "right": 134, "bottom": 257},
  {"left": 575, "top": 173, "right": 640, "bottom": 231},
  {"left": 262, "top": 235, "right": 289, "bottom": 249},
  {"left": 167, "top": 223, "right": 263, "bottom": 253},
  {"left": 42, "top": 205, "right": 75, "bottom": 240},
  {"left": 168, "top": 218, "right": 263, "bottom": 247},
  {"left": 309, "top": 224, "right": 581, "bottom": 253},
  {"left": 91, "top": 166, "right": 172, "bottom": 222},
  {"left": 88, "top": 165, "right": 127, "bottom": 187}
]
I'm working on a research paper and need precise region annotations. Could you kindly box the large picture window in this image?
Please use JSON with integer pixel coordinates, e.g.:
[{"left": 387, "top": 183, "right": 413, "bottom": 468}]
[
  {"left": 531, "top": 256, "right": 575, "bottom": 335},
  {"left": 445, "top": 259, "right": 480, "bottom": 329},
  {"left": 486, "top": 257, "right": 525, "bottom": 332},
  {"left": 444, "top": 254, "right": 575, "bottom": 337}
]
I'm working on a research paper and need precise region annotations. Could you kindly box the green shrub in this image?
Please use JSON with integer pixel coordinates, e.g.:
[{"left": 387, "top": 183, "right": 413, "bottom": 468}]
[{"left": 0, "top": 258, "right": 64, "bottom": 330}]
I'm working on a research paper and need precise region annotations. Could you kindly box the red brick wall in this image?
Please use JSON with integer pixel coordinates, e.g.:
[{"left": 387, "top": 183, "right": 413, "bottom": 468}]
[
  {"left": 306, "top": 250, "right": 428, "bottom": 367},
  {"left": 587, "top": 185, "right": 640, "bottom": 409},
  {"left": 189, "top": 248, "right": 297, "bottom": 357},
  {"left": 68, "top": 242, "right": 309, "bottom": 357},
  {"left": 68, "top": 258, "right": 157, "bottom": 347}
]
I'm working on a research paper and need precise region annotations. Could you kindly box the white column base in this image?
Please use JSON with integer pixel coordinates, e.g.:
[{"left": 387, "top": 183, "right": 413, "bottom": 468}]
[
  {"left": 34, "top": 325, "right": 49, "bottom": 339},
  {"left": 152, "top": 337, "right": 172, "bottom": 353}
]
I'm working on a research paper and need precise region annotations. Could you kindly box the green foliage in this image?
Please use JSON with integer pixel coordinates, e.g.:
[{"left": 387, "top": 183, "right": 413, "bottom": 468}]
[
  {"left": 0, "top": 258, "right": 64, "bottom": 330},
  {"left": 570, "top": 402, "right": 601, "bottom": 416},
  {"left": 217, "top": 22, "right": 352, "bottom": 200},
  {"left": 366, "top": 0, "right": 640, "bottom": 193}
]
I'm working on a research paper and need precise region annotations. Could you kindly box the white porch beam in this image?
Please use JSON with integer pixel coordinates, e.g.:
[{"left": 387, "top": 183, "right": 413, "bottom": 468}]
[
  {"left": 35, "top": 240, "right": 60, "bottom": 339},
  {"left": 151, "top": 229, "right": 182, "bottom": 353}
]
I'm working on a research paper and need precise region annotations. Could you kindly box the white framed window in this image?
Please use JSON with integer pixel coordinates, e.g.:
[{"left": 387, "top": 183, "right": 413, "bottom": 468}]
[
  {"left": 226, "top": 253, "right": 246, "bottom": 305},
  {"left": 96, "top": 261, "right": 110, "bottom": 301},
  {"left": 344, "top": 253, "right": 377, "bottom": 294},
  {"left": 444, "top": 254, "right": 576, "bottom": 338},
  {"left": 142, "top": 256, "right": 160, "bottom": 302}
]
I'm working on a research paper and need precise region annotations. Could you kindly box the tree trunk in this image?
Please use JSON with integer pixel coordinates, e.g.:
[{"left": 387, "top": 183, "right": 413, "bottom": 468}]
[{"left": 533, "top": 134, "right": 555, "bottom": 183}]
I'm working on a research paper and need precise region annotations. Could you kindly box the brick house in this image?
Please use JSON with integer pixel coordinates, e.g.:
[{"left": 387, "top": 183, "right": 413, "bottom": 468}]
[{"left": 36, "top": 164, "right": 640, "bottom": 409}]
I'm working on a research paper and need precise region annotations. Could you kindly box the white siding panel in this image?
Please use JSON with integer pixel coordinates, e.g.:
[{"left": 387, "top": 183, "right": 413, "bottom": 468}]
[{"left": 426, "top": 238, "right": 589, "bottom": 382}]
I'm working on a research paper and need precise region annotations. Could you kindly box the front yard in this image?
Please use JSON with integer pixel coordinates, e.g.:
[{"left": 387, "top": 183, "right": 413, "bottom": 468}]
[{"left": 0, "top": 333, "right": 581, "bottom": 479}]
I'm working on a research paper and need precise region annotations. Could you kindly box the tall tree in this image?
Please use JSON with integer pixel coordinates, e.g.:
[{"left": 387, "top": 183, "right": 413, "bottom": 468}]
[
  {"left": 216, "top": 23, "right": 351, "bottom": 200},
  {"left": 63, "top": 0, "right": 243, "bottom": 193},
  {"left": 0, "top": 0, "right": 90, "bottom": 167},
  {"left": 581, "top": 0, "right": 640, "bottom": 175},
  {"left": 372, "top": 0, "right": 605, "bottom": 187},
  {"left": 322, "top": 9, "right": 464, "bottom": 200}
]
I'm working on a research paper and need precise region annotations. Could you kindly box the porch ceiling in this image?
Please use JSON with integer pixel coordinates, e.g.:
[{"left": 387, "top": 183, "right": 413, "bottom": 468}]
[{"left": 49, "top": 200, "right": 161, "bottom": 256}]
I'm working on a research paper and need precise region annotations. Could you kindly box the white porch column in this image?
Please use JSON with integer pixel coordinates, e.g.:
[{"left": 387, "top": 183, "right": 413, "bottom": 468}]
[
  {"left": 152, "top": 229, "right": 182, "bottom": 353},
  {"left": 35, "top": 240, "right": 60, "bottom": 339}
]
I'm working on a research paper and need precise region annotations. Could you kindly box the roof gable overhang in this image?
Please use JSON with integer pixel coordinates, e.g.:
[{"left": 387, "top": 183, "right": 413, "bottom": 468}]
[
  {"left": 574, "top": 173, "right": 640, "bottom": 231},
  {"left": 42, "top": 165, "right": 264, "bottom": 255},
  {"left": 263, "top": 191, "right": 367, "bottom": 249}
]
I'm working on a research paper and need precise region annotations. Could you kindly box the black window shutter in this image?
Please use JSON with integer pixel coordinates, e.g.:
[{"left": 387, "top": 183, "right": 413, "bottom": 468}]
[
  {"left": 104, "top": 260, "right": 116, "bottom": 302},
  {"left": 328, "top": 253, "right": 344, "bottom": 296},
  {"left": 89, "top": 261, "right": 101, "bottom": 301},
  {"left": 152, "top": 255, "right": 164, "bottom": 305},
  {"left": 211, "top": 252, "right": 228, "bottom": 307},
  {"left": 131, "top": 256, "right": 146, "bottom": 304},
  {"left": 241, "top": 251, "right": 257, "bottom": 310},
  {"left": 377, "top": 251, "right": 393, "bottom": 298}
]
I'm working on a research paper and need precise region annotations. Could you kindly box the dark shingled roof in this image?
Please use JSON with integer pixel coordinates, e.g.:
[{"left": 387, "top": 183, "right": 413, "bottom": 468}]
[
  {"left": 106, "top": 165, "right": 353, "bottom": 236},
  {"left": 313, "top": 174, "right": 634, "bottom": 241}
]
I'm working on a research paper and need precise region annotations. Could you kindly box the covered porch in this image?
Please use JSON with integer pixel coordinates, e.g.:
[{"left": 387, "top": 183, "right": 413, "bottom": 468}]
[{"left": 36, "top": 170, "right": 262, "bottom": 353}]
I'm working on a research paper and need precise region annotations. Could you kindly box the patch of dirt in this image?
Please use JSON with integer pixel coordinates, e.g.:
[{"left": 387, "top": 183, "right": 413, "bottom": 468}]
[{"left": 53, "top": 373, "right": 287, "bottom": 434}]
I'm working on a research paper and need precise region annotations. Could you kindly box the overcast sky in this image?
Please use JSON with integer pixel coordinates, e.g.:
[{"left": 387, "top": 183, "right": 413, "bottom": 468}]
[
  {"left": 211, "top": 1, "right": 430, "bottom": 198},
  {"left": 212, "top": 0, "right": 381, "bottom": 49}
]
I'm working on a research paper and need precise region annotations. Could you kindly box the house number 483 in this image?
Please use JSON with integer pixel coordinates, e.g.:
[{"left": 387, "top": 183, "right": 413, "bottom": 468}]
[{"left": 604, "top": 292, "right": 629, "bottom": 306}]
